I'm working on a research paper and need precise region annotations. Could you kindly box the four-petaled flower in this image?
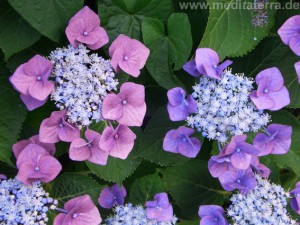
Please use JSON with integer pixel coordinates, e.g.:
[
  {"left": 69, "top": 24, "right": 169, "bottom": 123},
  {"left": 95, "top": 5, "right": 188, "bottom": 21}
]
[
  {"left": 99, "top": 125, "right": 136, "bottom": 159},
  {"left": 54, "top": 195, "right": 102, "bottom": 225},
  {"left": 224, "top": 135, "right": 259, "bottom": 170},
  {"left": 145, "top": 193, "right": 173, "bottom": 222},
  {"left": 98, "top": 184, "right": 127, "bottom": 209},
  {"left": 39, "top": 110, "right": 80, "bottom": 143},
  {"left": 109, "top": 34, "right": 150, "bottom": 77},
  {"left": 278, "top": 15, "right": 300, "bottom": 56},
  {"left": 163, "top": 126, "right": 201, "bottom": 158},
  {"left": 12, "top": 134, "right": 55, "bottom": 158},
  {"left": 9, "top": 54, "right": 54, "bottom": 110},
  {"left": 16, "top": 144, "right": 62, "bottom": 185},
  {"left": 250, "top": 67, "right": 290, "bottom": 111},
  {"left": 102, "top": 82, "right": 146, "bottom": 126},
  {"left": 183, "top": 48, "right": 232, "bottom": 79},
  {"left": 290, "top": 182, "right": 300, "bottom": 215},
  {"left": 66, "top": 6, "right": 109, "bottom": 50},
  {"left": 253, "top": 124, "right": 292, "bottom": 156},
  {"left": 167, "top": 87, "right": 197, "bottom": 121},
  {"left": 69, "top": 130, "right": 109, "bottom": 165},
  {"left": 198, "top": 205, "right": 229, "bottom": 225}
]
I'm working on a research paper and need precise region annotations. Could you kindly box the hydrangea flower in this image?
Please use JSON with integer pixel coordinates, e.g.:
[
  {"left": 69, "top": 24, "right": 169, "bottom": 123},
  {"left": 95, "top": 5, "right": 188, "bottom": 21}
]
[
  {"left": 0, "top": 178, "right": 58, "bottom": 224},
  {"left": 12, "top": 134, "right": 55, "bottom": 158},
  {"left": 184, "top": 48, "right": 232, "bottom": 79},
  {"left": 250, "top": 67, "right": 290, "bottom": 111},
  {"left": 253, "top": 124, "right": 292, "bottom": 156},
  {"left": 102, "top": 82, "right": 146, "bottom": 127},
  {"left": 109, "top": 34, "right": 150, "bottom": 77},
  {"left": 99, "top": 125, "right": 136, "bottom": 160},
  {"left": 54, "top": 195, "right": 101, "bottom": 225},
  {"left": 224, "top": 135, "right": 259, "bottom": 170},
  {"left": 98, "top": 184, "right": 127, "bottom": 209},
  {"left": 219, "top": 169, "right": 257, "bottom": 194},
  {"left": 50, "top": 44, "right": 118, "bottom": 128},
  {"left": 146, "top": 193, "right": 173, "bottom": 222},
  {"left": 105, "top": 203, "right": 178, "bottom": 225},
  {"left": 9, "top": 54, "right": 54, "bottom": 110},
  {"left": 16, "top": 144, "right": 62, "bottom": 185},
  {"left": 182, "top": 59, "right": 200, "bottom": 77},
  {"left": 295, "top": 61, "right": 300, "bottom": 84},
  {"left": 278, "top": 15, "right": 300, "bottom": 56},
  {"left": 227, "top": 175, "right": 297, "bottom": 225},
  {"left": 65, "top": 6, "right": 109, "bottom": 50},
  {"left": 167, "top": 87, "right": 197, "bottom": 121},
  {"left": 198, "top": 205, "right": 228, "bottom": 225},
  {"left": 187, "top": 69, "right": 270, "bottom": 143},
  {"left": 163, "top": 126, "right": 201, "bottom": 158},
  {"left": 290, "top": 182, "right": 300, "bottom": 215},
  {"left": 39, "top": 110, "right": 80, "bottom": 143},
  {"left": 69, "top": 129, "right": 109, "bottom": 165}
]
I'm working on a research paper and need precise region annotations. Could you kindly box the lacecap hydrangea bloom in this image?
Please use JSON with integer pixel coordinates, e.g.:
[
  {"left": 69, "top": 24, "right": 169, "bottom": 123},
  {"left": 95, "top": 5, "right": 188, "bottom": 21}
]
[
  {"left": 227, "top": 175, "right": 298, "bottom": 225},
  {"left": 0, "top": 177, "right": 58, "bottom": 225},
  {"left": 10, "top": 6, "right": 149, "bottom": 166}
]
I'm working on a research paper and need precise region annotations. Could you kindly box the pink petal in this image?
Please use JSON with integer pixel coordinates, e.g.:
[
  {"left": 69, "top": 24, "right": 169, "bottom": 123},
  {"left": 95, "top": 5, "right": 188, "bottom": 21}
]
[
  {"left": 12, "top": 140, "right": 31, "bottom": 158},
  {"left": 69, "top": 138, "right": 91, "bottom": 161},
  {"left": 16, "top": 162, "right": 35, "bottom": 185},
  {"left": 20, "top": 94, "right": 48, "bottom": 111},
  {"left": 37, "top": 155, "right": 62, "bottom": 183},
  {"left": 88, "top": 147, "right": 109, "bottom": 165},
  {"left": 117, "top": 102, "right": 146, "bottom": 126},
  {"left": 85, "top": 129, "right": 101, "bottom": 142},
  {"left": 167, "top": 87, "right": 185, "bottom": 107},
  {"left": 24, "top": 55, "right": 53, "bottom": 78},
  {"left": 28, "top": 80, "right": 54, "bottom": 101},
  {"left": 29, "top": 135, "right": 56, "bottom": 156},
  {"left": 53, "top": 214, "right": 67, "bottom": 225},
  {"left": 39, "top": 118, "right": 60, "bottom": 143},
  {"left": 119, "top": 82, "right": 145, "bottom": 107},
  {"left": 9, "top": 64, "right": 35, "bottom": 95},
  {"left": 109, "top": 34, "right": 130, "bottom": 57},
  {"left": 99, "top": 127, "right": 115, "bottom": 152},
  {"left": 290, "top": 35, "right": 300, "bottom": 56},
  {"left": 16, "top": 144, "right": 49, "bottom": 168},
  {"left": 102, "top": 93, "right": 123, "bottom": 121},
  {"left": 57, "top": 121, "right": 80, "bottom": 142},
  {"left": 195, "top": 48, "right": 219, "bottom": 75},
  {"left": 86, "top": 27, "right": 109, "bottom": 50}
]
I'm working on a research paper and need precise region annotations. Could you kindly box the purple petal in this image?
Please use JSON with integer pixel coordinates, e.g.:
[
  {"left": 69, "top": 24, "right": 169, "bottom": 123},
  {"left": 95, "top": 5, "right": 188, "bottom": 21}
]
[
  {"left": 98, "top": 187, "right": 116, "bottom": 209},
  {"left": 163, "top": 130, "right": 180, "bottom": 154},
  {"left": 198, "top": 205, "right": 225, "bottom": 218},
  {"left": 267, "top": 86, "right": 290, "bottom": 111},
  {"left": 195, "top": 48, "right": 219, "bottom": 75},
  {"left": 167, "top": 87, "right": 185, "bottom": 107},
  {"left": 295, "top": 61, "right": 300, "bottom": 84},
  {"left": 256, "top": 67, "right": 284, "bottom": 92},
  {"left": 216, "top": 59, "right": 233, "bottom": 75},
  {"left": 278, "top": 15, "right": 300, "bottom": 45},
  {"left": 230, "top": 152, "right": 252, "bottom": 170},
  {"left": 289, "top": 35, "right": 300, "bottom": 56},
  {"left": 183, "top": 60, "right": 201, "bottom": 77},
  {"left": 253, "top": 132, "right": 273, "bottom": 156},
  {"left": 178, "top": 137, "right": 201, "bottom": 158},
  {"left": 208, "top": 158, "right": 228, "bottom": 178},
  {"left": 57, "top": 120, "right": 80, "bottom": 142},
  {"left": 186, "top": 95, "right": 197, "bottom": 114},
  {"left": 250, "top": 90, "right": 274, "bottom": 110}
]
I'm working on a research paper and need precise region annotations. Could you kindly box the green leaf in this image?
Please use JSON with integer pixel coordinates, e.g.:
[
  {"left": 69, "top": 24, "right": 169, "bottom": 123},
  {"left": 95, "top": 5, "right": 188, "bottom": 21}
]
[
  {"left": 8, "top": 0, "right": 83, "bottom": 42},
  {"left": 50, "top": 172, "right": 104, "bottom": 204},
  {"left": 0, "top": 0, "right": 41, "bottom": 60},
  {"left": 233, "top": 37, "right": 300, "bottom": 108},
  {"left": 0, "top": 58, "right": 27, "bottom": 167},
  {"left": 200, "top": 0, "right": 276, "bottom": 60},
  {"left": 178, "top": 221, "right": 199, "bottom": 225},
  {"left": 98, "top": 0, "right": 174, "bottom": 41},
  {"left": 160, "top": 159, "right": 228, "bottom": 219},
  {"left": 138, "top": 107, "right": 190, "bottom": 166},
  {"left": 129, "top": 173, "right": 166, "bottom": 204},
  {"left": 86, "top": 128, "right": 142, "bottom": 184},
  {"left": 269, "top": 111, "right": 300, "bottom": 177},
  {"left": 142, "top": 13, "right": 193, "bottom": 89}
]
